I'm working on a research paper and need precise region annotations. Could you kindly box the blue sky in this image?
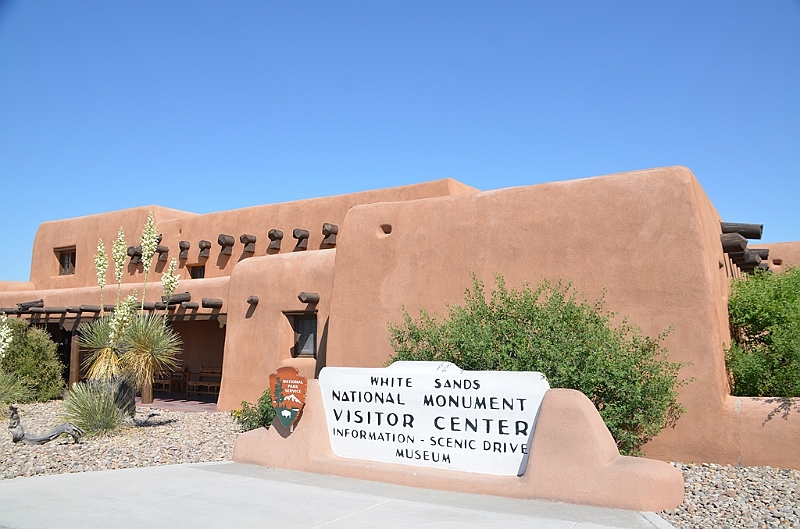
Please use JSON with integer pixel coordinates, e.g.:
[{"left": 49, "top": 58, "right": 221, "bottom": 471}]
[{"left": 1, "top": 1, "right": 798, "bottom": 282}]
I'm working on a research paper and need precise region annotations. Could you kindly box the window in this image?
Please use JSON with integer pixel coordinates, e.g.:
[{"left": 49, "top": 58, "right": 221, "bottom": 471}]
[
  {"left": 188, "top": 265, "right": 205, "bottom": 279},
  {"left": 293, "top": 315, "right": 317, "bottom": 357},
  {"left": 55, "top": 247, "right": 76, "bottom": 275}
]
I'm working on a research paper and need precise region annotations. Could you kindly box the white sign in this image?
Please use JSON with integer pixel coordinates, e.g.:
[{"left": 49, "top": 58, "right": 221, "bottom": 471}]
[{"left": 318, "top": 362, "right": 549, "bottom": 476}]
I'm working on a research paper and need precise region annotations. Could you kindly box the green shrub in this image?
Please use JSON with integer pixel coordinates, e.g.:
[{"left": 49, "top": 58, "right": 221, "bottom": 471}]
[
  {"left": 63, "top": 378, "right": 133, "bottom": 436},
  {"left": 726, "top": 266, "right": 800, "bottom": 397},
  {"left": 0, "top": 319, "right": 65, "bottom": 402},
  {"left": 0, "top": 372, "right": 31, "bottom": 416},
  {"left": 387, "top": 274, "right": 688, "bottom": 456},
  {"left": 231, "top": 388, "right": 276, "bottom": 431}
]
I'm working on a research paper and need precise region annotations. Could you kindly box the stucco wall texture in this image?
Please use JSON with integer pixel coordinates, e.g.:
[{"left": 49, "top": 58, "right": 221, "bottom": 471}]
[{"left": 1, "top": 167, "right": 798, "bottom": 470}]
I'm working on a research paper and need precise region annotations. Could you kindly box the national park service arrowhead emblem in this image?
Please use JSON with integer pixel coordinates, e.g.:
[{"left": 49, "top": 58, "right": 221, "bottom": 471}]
[{"left": 269, "top": 366, "right": 308, "bottom": 429}]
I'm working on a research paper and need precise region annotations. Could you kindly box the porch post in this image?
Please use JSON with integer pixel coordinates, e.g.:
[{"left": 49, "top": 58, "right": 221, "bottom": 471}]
[{"left": 69, "top": 333, "right": 80, "bottom": 388}]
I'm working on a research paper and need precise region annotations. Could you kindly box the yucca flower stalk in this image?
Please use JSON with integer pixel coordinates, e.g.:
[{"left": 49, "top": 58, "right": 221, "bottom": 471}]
[
  {"left": 139, "top": 213, "right": 159, "bottom": 310},
  {"left": 119, "top": 313, "right": 181, "bottom": 404},
  {"left": 0, "top": 313, "right": 12, "bottom": 361},
  {"left": 109, "top": 294, "right": 138, "bottom": 347},
  {"left": 112, "top": 227, "right": 127, "bottom": 303},
  {"left": 161, "top": 258, "right": 179, "bottom": 315},
  {"left": 94, "top": 239, "right": 109, "bottom": 315}
]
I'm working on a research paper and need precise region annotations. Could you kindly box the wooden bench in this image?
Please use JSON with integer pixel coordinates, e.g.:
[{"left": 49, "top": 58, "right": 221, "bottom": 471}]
[
  {"left": 153, "top": 366, "right": 188, "bottom": 396},
  {"left": 169, "top": 366, "right": 188, "bottom": 396},
  {"left": 186, "top": 366, "right": 222, "bottom": 396},
  {"left": 153, "top": 369, "right": 172, "bottom": 394}
]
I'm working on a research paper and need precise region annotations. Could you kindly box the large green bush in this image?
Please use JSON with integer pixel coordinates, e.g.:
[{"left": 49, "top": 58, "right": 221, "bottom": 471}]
[
  {"left": 726, "top": 266, "right": 800, "bottom": 397},
  {"left": 0, "top": 318, "right": 65, "bottom": 402},
  {"left": 387, "top": 275, "right": 688, "bottom": 456}
]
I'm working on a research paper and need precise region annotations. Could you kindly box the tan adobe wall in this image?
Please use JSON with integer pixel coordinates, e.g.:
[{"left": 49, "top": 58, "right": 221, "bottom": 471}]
[
  {"left": 0, "top": 281, "right": 36, "bottom": 292},
  {"left": 28, "top": 206, "right": 196, "bottom": 291},
  {"left": 218, "top": 250, "right": 335, "bottom": 410},
  {"left": 759, "top": 241, "right": 800, "bottom": 272},
  {"left": 24, "top": 180, "right": 475, "bottom": 291},
  {"left": 155, "top": 179, "right": 476, "bottom": 282},
  {"left": 323, "top": 166, "right": 800, "bottom": 467}
]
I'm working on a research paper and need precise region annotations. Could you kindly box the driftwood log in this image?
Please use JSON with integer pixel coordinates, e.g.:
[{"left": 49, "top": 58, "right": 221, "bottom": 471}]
[{"left": 7, "top": 405, "right": 83, "bottom": 445}]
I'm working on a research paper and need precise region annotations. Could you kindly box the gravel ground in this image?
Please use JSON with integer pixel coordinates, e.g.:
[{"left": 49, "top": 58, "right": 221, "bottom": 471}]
[
  {"left": 1, "top": 400, "right": 240, "bottom": 479},
  {"left": 661, "top": 462, "right": 800, "bottom": 529},
  {"left": 3, "top": 402, "right": 799, "bottom": 528}
]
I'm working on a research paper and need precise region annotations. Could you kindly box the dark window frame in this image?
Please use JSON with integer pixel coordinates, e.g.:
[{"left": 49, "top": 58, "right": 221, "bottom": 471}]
[
  {"left": 55, "top": 246, "right": 76, "bottom": 275},
  {"left": 284, "top": 311, "right": 317, "bottom": 358},
  {"left": 188, "top": 265, "right": 205, "bottom": 279}
]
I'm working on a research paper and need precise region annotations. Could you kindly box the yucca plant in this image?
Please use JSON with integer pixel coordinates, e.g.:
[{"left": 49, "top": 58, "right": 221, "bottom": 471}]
[
  {"left": 79, "top": 294, "right": 139, "bottom": 381},
  {"left": 63, "top": 378, "right": 133, "bottom": 436},
  {"left": 119, "top": 313, "right": 181, "bottom": 404},
  {"left": 79, "top": 318, "right": 122, "bottom": 380}
]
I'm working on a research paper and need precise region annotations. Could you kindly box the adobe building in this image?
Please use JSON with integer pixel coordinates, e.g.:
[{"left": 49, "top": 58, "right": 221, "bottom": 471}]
[{"left": 1, "top": 166, "right": 799, "bottom": 470}]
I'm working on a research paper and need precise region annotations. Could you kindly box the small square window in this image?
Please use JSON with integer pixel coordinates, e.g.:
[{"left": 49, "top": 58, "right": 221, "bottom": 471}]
[
  {"left": 55, "top": 247, "right": 76, "bottom": 275},
  {"left": 188, "top": 265, "right": 205, "bottom": 279},
  {"left": 292, "top": 315, "right": 317, "bottom": 358}
]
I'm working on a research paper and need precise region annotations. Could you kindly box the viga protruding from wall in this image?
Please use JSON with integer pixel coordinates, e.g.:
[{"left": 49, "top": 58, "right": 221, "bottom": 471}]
[{"left": 233, "top": 381, "right": 684, "bottom": 512}]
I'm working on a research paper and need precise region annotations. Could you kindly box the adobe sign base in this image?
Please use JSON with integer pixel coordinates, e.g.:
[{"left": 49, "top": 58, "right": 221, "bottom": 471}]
[{"left": 232, "top": 380, "right": 684, "bottom": 512}]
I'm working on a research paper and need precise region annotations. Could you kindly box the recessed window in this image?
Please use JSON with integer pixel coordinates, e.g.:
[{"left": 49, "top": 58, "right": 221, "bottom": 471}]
[
  {"left": 292, "top": 315, "right": 317, "bottom": 358},
  {"left": 188, "top": 265, "right": 205, "bottom": 279},
  {"left": 55, "top": 247, "right": 76, "bottom": 275}
]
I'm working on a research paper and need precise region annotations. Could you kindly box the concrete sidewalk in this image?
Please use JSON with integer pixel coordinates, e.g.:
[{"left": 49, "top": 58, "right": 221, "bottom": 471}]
[{"left": 0, "top": 462, "right": 674, "bottom": 529}]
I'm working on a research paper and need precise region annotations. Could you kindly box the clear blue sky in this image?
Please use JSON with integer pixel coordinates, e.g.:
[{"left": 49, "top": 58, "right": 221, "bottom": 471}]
[{"left": 1, "top": 1, "right": 798, "bottom": 282}]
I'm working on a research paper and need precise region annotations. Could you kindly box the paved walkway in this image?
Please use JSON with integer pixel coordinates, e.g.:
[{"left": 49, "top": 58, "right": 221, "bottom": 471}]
[{"left": 0, "top": 462, "right": 674, "bottom": 529}]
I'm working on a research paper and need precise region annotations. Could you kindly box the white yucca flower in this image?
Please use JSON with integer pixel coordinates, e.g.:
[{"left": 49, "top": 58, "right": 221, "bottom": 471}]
[
  {"left": 109, "top": 294, "right": 138, "bottom": 347},
  {"left": 112, "top": 227, "right": 127, "bottom": 285},
  {"left": 0, "top": 313, "right": 12, "bottom": 360},
  {"left": 161, "top": 258, "right": 179, "bottom": 303},
  {"left": 139, "top": 213, "right": 159, "bottom": 275},
  {"left": 94, "top": 239, "right": 108, "bottom": 289}
]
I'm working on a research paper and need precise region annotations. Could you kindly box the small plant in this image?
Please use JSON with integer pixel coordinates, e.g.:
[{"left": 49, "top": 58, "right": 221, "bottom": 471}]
[
  {"left": 231, "top": 388, "right": 276, "bottom": 431},
  {"left": 0, "top": 318, "right": 65, "bottom": 403},
  {"left": 387, "top": 274, "right": 688, "bottom": 456},
  {"left": 62, "top": 378, "right": 134, "bottom": 436},
  {"left": 726, "top": 266, "right": 800, "bottom": 397}
]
